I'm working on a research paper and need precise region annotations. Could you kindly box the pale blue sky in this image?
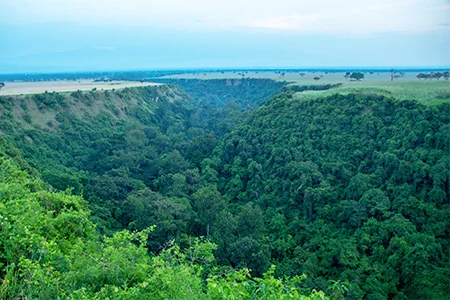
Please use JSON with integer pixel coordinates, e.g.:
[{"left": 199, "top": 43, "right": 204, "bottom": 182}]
[{"left": 1, "top": 0, "right": 449, "bottom": 73}]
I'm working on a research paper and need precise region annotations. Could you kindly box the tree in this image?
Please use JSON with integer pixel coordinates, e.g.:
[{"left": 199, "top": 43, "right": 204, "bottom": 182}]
[
  {"left": 191, "top": 185, "right": 226, "bottom": 236},
  {"left": 0, "top": 82, "right": 5, "bottom": 90},
  {"left": 360, "top": 188, "right": 391, "bottom": 219},
  {"left": 416, "top": 73, "right": 426, "bottom": 80},
  {"left": 349, "top": 72, "right": 364, "bottom": 81},
  {"left": 237, "top": 204, "right": 265, "bottom": 238},
  {"left": 443, "top": 72, "right": 449, "bottom": 80},
  {"left": 313, "top": 76, "right": 321, "bottom": 81},
  {"left": 345, "top": 173, "right": 374, "bottom": 200},
  {"left": 432, "top": 72, "right": 443, "bottom": 80}
]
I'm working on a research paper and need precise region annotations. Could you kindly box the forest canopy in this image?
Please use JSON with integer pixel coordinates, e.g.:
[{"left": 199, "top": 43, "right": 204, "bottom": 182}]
[{"left": 0, "top": 80, "right": 449, "bottom": 299}]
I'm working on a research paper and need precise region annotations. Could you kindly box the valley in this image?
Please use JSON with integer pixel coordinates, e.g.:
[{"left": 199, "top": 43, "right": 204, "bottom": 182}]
[{"left": 0, "top": 72, "right": 449, "bottom": 298}]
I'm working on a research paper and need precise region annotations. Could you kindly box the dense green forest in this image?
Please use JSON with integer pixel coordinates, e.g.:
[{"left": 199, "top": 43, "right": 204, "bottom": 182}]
[
  {"left": 149, "top": 78, "right": 287, "bottom": 108},
  {"left": 213, "top": 92, "right": 450, "bottom": 298},
  {"left": 0, "top": 138, "right": 327, "bottom": 299},
  {"left": 0, "top": 79, "right": 449, "bottom": 299}
]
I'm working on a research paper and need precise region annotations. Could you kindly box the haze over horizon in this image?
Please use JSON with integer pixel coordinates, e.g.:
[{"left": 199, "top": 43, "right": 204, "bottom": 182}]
[{"left": 1, "top": 0, "right": 449, "bottom": 73}]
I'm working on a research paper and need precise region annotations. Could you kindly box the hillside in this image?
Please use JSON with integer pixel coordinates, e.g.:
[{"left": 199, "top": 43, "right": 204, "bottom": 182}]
[
  {"left": 0, "top": 85, "right": 186, "bottom": 131},
  {"left": 213, "top": 91, "right": 450, "bottom": 298},
  {"left": 0, "top": 138, "right": 326, "bottom": 299},
  {"left": 0, "top": 81, "right": 283, "bottom": 234},
  {"left": 150, "top": 78, "right": 287, "bottom": 107}
]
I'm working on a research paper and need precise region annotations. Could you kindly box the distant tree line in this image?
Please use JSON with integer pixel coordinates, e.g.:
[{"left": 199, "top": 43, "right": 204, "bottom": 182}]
[
  {"left": 282, "top": 83, "right": 342, "bottom": 92},
  {"left": 417, "top": 72, "right": 449, "bottom": 80}
]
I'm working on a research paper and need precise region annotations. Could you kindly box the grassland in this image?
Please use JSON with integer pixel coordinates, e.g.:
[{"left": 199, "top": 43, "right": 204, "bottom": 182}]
[
  {"left": 291, "top": 80, "right": 450, "bottom": 105},
  {"left": 164, "top": 71, "right": 450, "bottom": 105},
  {"left": 0, "top": 80, "right": 161, "bottom": 96},
  {"left": 1, "top": 71, "right": 448, "bottom": 105}
]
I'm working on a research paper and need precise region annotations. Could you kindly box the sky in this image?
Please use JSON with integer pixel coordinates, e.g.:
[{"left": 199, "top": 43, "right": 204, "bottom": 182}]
[{"left": 1, "top": 0, "right": 449, "bottom": 73}]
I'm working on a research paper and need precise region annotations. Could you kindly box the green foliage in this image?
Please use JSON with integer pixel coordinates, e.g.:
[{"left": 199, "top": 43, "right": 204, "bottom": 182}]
[
  {"left": 0, "top": 143, "right": 326, "bottom": 298},
  {"left": 214, "top": 92, "right": 450, "bottom": 298},
  {"left": 207, "top": 266, "right": 327, "bottom": 300},
  {"left": 349, "top": 72, "right": 364, "bottom": 81},
  {"left": 1, "top": 80, "right": 449, "bottom": 299},
  {"left": 33, "top": 91, "right": 65, "bottom": 110},
  {"left": 283, "top": 84, "right": 342, "bottom": 92},
  {"left": 151, "top": 78, "right": 286, "bottom": 107}
]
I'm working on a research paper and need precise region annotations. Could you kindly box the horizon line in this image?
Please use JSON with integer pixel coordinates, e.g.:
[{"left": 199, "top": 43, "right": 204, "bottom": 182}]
[{"left": 1, "top": 66, "right": 449, "bottom": 76}]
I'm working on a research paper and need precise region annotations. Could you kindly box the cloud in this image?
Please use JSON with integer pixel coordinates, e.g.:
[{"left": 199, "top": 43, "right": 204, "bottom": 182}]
[{"left": 1, "top": 0, "right": 449, "bottom": 35}]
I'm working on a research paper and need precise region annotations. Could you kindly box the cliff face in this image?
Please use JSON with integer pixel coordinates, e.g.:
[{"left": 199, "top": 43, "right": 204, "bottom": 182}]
[
  {"left": 0, "top": 85, "right": 196, "bottom": 196},
  {"left": 0, "top": 85, "right": 190, "bottom": 133}
]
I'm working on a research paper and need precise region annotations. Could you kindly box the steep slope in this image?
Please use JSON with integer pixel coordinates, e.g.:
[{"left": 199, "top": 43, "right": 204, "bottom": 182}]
[
  {"left": 149, "top": 78, "right": 287, "bottom": 108},
  {"left": 0, "top": 85, "right": 187, "bottom": 131},
  {"left": 0, "top": 86, "right": 193, "bottom": 186},
  {"left": 0, "top": 86, "right": 202, "bottom": 231},
  {"left": 0, "top": 84, "right": 269, "bottom": 240},
  {"left": 213, "top": 91, "right": 450, "bottom": 298}
]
